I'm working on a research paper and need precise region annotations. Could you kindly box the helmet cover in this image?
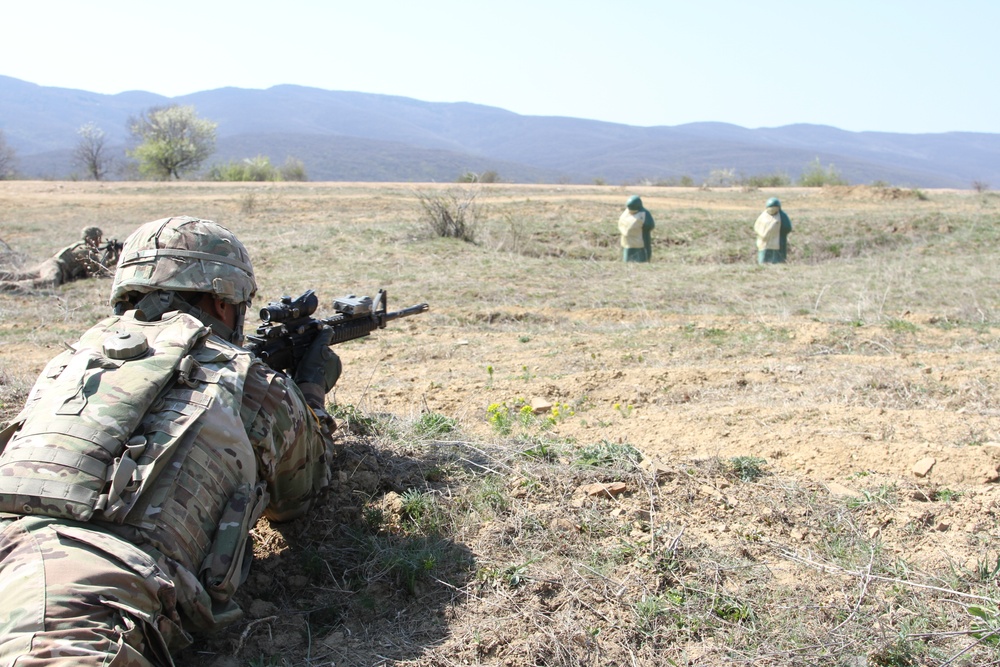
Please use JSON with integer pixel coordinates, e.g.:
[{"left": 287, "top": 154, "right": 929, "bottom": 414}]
[{"left": 109, "top": 216, "right": 256, "bottom": 310}]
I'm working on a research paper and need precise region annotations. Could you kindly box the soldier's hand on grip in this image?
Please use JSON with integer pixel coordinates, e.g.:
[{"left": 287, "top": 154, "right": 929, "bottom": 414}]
[{"left": 292, "top": 325, "right": 342, "bottom": 410}]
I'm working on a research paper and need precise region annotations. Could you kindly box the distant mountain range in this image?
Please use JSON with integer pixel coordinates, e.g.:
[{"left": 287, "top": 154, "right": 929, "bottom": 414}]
[{"left": 1, "top": 75, "right": 997, "bottom": 187}]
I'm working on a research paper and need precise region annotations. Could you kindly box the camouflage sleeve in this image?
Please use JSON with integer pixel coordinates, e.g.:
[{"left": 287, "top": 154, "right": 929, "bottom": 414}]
[
  {"left": 69, "top": 244, "right": 109, "bottom": 278},
  {"left": 240, "top": 361, "right": 333, "bottom": 522}
]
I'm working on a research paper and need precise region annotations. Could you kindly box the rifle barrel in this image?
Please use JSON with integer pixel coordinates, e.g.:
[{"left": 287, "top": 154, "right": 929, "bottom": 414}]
[{"left": 385, "top": 303, "right": 429, "bottom": 321}]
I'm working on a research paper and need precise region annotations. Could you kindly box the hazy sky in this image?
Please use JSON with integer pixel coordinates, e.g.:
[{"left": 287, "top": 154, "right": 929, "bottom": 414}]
[{"left": 3, "top": 0, "right": 997, "bottom": 134}]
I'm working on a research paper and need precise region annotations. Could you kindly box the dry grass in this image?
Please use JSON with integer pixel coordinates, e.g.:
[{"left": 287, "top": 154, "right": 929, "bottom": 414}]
[{"left": 1, "top": 182, "right": 1000, "bottom": 666}]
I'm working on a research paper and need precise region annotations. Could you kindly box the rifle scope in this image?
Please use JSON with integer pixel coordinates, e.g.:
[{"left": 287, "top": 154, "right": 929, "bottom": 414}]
[{"left": 259, "top": 290, "right": 319, "bottom": 323}]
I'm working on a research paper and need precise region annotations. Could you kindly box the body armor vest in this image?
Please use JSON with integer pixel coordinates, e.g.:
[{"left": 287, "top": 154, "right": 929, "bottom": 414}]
[{"left": 0, "top": 311, "right": 267, "bottom": 603}]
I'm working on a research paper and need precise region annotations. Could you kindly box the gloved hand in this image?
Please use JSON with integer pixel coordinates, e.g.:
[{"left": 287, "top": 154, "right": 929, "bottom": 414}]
[{"left": 293, "top": 325, "right": 342, "bottom": 410}]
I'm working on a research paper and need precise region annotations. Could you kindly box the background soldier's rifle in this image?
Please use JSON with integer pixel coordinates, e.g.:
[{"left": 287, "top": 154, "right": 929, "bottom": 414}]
[
  {"left": 244, "top": 289, "right": 428, "bottom": 375},
  {"left": 99, "top": 239, "right": 123, "bottom": 269}
]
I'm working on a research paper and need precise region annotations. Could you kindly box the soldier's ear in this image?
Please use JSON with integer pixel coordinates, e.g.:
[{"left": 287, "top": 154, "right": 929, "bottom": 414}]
[{"left": 209, "top": 297, "right": 237, "bottom": 329}]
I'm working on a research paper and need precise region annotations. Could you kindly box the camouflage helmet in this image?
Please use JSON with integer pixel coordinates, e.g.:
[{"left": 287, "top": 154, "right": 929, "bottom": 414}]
[
  {"left": 110, "top": 216, "right": 257, "bottom": 310},
  {"left": 81, "top": 226, "right": 103, "bottom": 242}
]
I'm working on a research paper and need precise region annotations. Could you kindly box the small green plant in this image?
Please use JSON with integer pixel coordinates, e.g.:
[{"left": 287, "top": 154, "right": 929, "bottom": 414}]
[
  {"left": 575, "top": 440, "right": 641, "bottom": 468},
  {"left": 413, "top": 411, "right": 457, "bottom": 438},
  {"left": 634, "top": 594, "right": 671, "bottom": 638},
  {"left": 885, "top": 318, "right": 918, "bottom": 334},
  {"left": 846, "top": 483, "right": 899, "bottom": 509},
  {"left": 398, "top": 489, "right": 443, "bottom": 533},
  {"left": 500, "top": 559, "right": 535, "bottom": 587},
  {"left": 486, "top": 398, "right": 551, "bottom": 434},
  {"left": 486, "top": 364, "right": 494, "bottom": 387},
  {"left": 520, "top": 440, "right": 560, "bottom": 461},
  {"left": 478, "top": 558, "right": 537, "bottom": 589},
  {"left": 518, "top": 335, "right": 531, "bottom": 343},
  {"left": 377, "top": 536, "right": 447, "bottom": 594},
  {"left": 975, "top": 554, "right": 1000, "bottom": 583},
  {"left": 968, "top": 603, "right": 1000, "bottom": 646},
  {"left": 330, "top": 404, "right": 382, "bottom": 436},
  {"left": 486, "top": 401, "right": 515, "bottom": 435},
  {"left": 612, "top": 402, "right": 633, "bottom": 418},
  {"left": 544, "top": 402, "right": 575, "bottom": 427},
  {"left": 712, "top": 599, "right": 753, "bottom": 623},
  {"left": 726, "top": 456, "right": 768, "bottom": 482},
  {"left": 362, "top": 504, "right": 386, "bottom": 531},
  {"left": 868, "top": 636, "right": 927, "bottom": 666},
  {"left": 467, "top": 474, "right": 511, "bottom": 516},
  {"left": 932, "top": 487, "right": 961, "bottom": 502}
]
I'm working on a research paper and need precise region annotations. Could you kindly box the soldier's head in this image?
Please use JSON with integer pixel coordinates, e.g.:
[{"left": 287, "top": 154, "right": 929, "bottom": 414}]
[
  {"left": 81, "top": 226, "right": 103, "bottom": 247},
  {"left": 109, "top": 216, "right": 258, "bottom": 344},
  {"left": 626, "top": 195, "right": 643, "bottom": 212},
  {"left": 765, "top": 197, "right": 781, "bottom": 215}
]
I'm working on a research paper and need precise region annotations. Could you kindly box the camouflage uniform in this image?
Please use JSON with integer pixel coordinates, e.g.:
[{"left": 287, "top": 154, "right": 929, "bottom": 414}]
[
  {"left": 0, "top": 217, "right": 335, "bottom": 666},
  {"left": 0, "top": 227, "right": 119, "bottom": 291}
]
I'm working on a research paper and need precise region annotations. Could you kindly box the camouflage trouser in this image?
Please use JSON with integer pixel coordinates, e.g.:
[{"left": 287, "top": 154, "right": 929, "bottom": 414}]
[
  {"left": 0, "top": 516, "right": 186, "bottom": 667},
  {"left": 0, "top": 259, "right": 63, "bottom": 291}
]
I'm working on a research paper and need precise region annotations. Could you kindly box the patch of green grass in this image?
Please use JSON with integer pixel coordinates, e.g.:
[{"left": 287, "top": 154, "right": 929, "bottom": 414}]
[
  {"left": 413, "top": 411, "right": 458, "bottom": 438},
  {"left": 376, "top": 536, "right": 451, "bottom": 594},
  {"left": 712, "top": 598, "right": 754, "bottom": 623},
  {"left": 398, "top": 488, "right": 444, "bottom": 534},
  {"left": 330, "top": 404, "right": 385, "bottom": 436},
  {"left": 574, "top": 439, "right": 642, "bottom": 468},
  {"left": 967, "top": 603, "right": 1000, "bottom": 646},
  {"left": 868, "top": 636, "right": 931, "bottom": 666},
  {"left": 634, "top": 594, "right": 672, "bottom": 639},
  {"left": 932, "top": 487, "right": 961, "bottom": 502},
  {"left": 725, "top": 456, "right": 768, "bottom": 482},
  {"left": 846, "top": 483, "right": 899, "bottom": 510},
  {"left": 885, "top": 318, "right": 918, "bottom": 334},
  {"left": 519, "top": 439, "right": 561, "bottom": 462},
  {"left": 466, "top": 474, "right": 511, "bottom": 517}
]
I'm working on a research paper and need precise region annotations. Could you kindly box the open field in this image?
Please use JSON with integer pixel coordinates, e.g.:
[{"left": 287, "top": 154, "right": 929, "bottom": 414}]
[{"left": 2, "top": 181, "right": 1000, "bottom": 665}]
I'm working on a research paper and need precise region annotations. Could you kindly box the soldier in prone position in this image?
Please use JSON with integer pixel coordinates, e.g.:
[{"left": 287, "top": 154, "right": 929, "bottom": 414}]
[
  {"left": 0, "top": 225, "right": 121, "bottom": 291},
  {"left": 0, "top": 216, "right": 341, "bottom": 666}
]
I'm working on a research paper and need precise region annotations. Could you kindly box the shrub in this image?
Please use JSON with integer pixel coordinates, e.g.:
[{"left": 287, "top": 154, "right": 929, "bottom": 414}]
[
  {"left": 457, "top": 170, "right": 499, "bottom": 183},
  {"left": 207, "top": 155, "right": 282, "bottom": 182},
  {"left": 281, "top": 157, "right": 308, "bottom": 181},
  {"left": 741, "top": 172, "right": 791, "bottom": 188},
  {"left": 417, "top": 187, "right": 483, "bottom": 243},
  {"left": 798, "top": 158, "right": 848, "bottom": 187}
]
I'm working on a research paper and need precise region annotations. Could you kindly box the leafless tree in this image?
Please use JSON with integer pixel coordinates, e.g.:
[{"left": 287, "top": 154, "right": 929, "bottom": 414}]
[
  {"left": 0, "top": 129, "right": 17, "bottom": 180},
  {"left": 73, "top": 122, "right": 113, "bottom": 180}
]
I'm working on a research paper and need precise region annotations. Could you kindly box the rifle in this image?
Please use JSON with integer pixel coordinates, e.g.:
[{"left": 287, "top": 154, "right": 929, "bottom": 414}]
[
  {"left": 99, "top": 239, "right": 123, "bottom": 268},
  {"left": 244, "top": 289, "right": 429, "bottom": 375},
  {"left": 101, "top": 239, "right": 123, "bottom": 254}
]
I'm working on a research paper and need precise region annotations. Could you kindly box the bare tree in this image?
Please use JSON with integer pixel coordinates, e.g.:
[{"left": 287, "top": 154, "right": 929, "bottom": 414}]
[
  {"left": 0, "top": 129, "right": 17, "bottom": 180},
  {"left": 73, "top": 122, "right": 112, "bottom": 180}
]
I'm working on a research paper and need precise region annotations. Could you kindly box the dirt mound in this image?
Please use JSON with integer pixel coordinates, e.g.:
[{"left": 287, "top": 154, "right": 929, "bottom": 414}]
[{"left": 819, "top": 185, "right": 925, "bottom": 200}]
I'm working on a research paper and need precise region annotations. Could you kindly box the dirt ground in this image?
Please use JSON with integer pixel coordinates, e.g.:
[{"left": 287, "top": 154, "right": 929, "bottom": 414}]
[{"left": 1, "top": 181, "right": 999, "bottom": 665}]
